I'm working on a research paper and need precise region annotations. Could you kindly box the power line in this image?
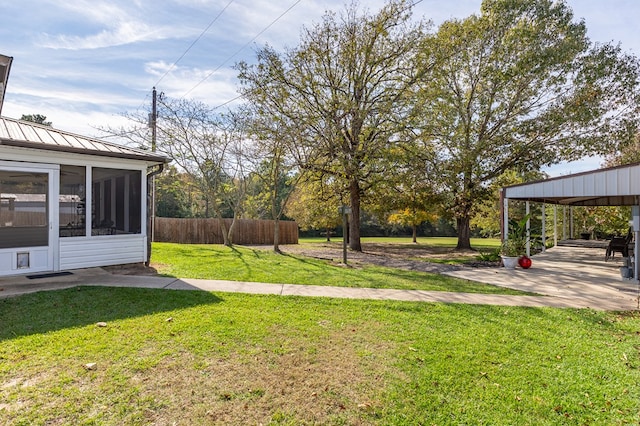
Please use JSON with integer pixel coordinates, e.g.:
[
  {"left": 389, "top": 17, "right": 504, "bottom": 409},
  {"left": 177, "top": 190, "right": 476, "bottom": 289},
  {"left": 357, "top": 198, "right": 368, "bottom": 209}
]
[
  {"left": 154, "top": 0, "right": 236, "bottom": 87},
  {"left": 181, "top": 0, "right": 303, "bottom": 99},
  {"left": 212, "top": 93, "right": 244, "bottom": 110},
  {"left": 191, "top": 0, "right": 420, "bottom": 109}
]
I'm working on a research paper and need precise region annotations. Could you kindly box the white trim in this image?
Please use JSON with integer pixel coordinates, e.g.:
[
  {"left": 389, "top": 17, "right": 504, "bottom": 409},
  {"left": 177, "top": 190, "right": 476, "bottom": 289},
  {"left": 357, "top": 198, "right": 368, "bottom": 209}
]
[{"left": 0, "top": 145, "right": 159, "bottom": 169}]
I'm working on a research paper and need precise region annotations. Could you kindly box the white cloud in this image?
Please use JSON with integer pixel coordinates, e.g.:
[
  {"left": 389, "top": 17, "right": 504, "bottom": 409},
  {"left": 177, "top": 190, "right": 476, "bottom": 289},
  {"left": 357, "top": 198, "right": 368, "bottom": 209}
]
[
  {"left": 41, "top": 21, "right": 161, "bottom": 50},
  {"left": 144, "top": 61, "right": 239, "bottom": 106},
  {"left": 36, "top": 0, "right": 193, "bottom": 50}
]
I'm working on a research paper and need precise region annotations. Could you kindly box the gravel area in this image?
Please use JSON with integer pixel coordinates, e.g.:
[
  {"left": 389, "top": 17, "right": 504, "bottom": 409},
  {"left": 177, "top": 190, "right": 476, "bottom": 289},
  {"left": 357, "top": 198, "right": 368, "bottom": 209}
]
[{"left": 267, "top": 242, "right": 501, "bottom": 274}]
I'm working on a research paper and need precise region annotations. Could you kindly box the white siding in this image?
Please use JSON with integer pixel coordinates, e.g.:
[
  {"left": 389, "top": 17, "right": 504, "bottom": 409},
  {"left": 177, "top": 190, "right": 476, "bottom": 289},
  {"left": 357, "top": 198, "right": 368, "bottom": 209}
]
[{"left": 60, "top": 235, "right": 147, "bottom": 270}]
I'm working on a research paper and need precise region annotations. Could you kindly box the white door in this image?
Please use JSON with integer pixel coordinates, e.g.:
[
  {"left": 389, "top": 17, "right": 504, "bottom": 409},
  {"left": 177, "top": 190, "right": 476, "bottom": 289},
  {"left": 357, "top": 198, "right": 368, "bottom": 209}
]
[{"left": 0, "top": 161, "right": 59, "bottom": 276}]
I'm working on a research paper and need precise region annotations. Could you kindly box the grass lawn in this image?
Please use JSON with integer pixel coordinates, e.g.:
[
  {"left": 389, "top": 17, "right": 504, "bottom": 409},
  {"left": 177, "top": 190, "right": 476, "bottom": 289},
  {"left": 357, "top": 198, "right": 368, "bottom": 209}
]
[
  {"left": 151, "top": 242, "right": 526, "bottom": 295},
  {"left": 1, "top": 287, "right": 638, "bottom": 425}
]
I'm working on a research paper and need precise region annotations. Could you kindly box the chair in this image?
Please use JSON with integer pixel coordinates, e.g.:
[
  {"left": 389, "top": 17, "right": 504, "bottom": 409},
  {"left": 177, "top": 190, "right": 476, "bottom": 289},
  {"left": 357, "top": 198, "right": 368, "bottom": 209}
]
[{"left": 605, "top": 228, "right": 633, "bottom": 261}]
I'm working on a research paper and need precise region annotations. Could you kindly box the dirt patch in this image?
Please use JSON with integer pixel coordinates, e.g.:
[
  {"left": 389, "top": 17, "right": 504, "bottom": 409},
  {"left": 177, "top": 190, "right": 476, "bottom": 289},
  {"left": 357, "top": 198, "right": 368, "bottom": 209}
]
[
  {"left": 270, "top": 243, "right": 500, "bottom": 274},
  {"left": 101, "top": 263, "right": 159, "bottom": 276},
  {"left": 138, "top": 325, "right": 392, "bottom": 425}
]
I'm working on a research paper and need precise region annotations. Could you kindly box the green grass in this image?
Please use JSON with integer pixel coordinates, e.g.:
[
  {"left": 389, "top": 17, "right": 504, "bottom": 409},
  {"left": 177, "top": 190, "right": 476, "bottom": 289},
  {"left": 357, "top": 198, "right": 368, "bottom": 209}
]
[
  {"left": 152, "top": 242, "right": 525, "bottom": 295},
  {"left": 1, "top": 287, "right": 638, "bottom": 425}
]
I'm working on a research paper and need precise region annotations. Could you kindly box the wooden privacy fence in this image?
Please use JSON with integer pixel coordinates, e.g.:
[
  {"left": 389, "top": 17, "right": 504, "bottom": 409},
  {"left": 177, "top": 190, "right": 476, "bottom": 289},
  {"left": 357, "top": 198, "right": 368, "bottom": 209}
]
[{"left": 154, "top": 217, "right": 298, "bottom": 245}]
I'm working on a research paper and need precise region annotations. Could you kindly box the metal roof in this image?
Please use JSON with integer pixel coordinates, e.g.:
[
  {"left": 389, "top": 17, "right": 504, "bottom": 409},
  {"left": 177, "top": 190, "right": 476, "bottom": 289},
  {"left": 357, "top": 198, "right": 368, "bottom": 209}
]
[
  {"left": 0, "top": 115, "right": 167, "bottom": 163},
  {"left": 503, "top": 162, "right": 640, "bottom": 206}
]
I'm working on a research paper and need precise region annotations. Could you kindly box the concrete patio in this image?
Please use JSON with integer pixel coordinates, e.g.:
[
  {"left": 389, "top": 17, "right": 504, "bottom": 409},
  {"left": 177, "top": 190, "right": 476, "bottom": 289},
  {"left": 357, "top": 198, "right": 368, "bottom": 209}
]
[{"left": 443, "top": 245, "right": 640, "bottom": 310}]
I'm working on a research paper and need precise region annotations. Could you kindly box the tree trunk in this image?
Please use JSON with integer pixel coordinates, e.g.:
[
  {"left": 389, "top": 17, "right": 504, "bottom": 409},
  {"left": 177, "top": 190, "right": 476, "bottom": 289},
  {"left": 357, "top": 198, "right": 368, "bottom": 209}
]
[
  {"left": 412, "top": 224, "right": 417, "bottom": 243},
  {"left": 226, "top": 216, "right": 237, "bottom": 247},
  {"left": 214, "top": 205, "right": 231, "bottom": 246},
  {"left": 325, "top": 227, "right": 331, "bottom": 242},
  {"left": 273, "top": 217, "right": 281, "bottom": 253},
  {"left": 349, "top": 179, "right": 362, "bottom": 252},
  {"left": 456, "top": 216, "right": 472, "bottom": 250},
  {"left": 272, "top": 186, "right": 282, "bottom": 253}
]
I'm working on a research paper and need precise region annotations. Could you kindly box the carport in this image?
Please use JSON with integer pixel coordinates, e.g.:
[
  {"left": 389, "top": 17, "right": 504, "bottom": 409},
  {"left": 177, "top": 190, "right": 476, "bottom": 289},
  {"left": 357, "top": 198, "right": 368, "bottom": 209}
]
[{"left": 501, "top": 162, "right": 640, "bottom": 288}]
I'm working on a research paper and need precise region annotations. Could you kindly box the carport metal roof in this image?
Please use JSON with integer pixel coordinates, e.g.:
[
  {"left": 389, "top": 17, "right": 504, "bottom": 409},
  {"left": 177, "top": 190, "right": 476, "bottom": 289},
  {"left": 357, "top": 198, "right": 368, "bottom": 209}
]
[{"left": 503, "top": 162, "right": 640, "bottom": 206}]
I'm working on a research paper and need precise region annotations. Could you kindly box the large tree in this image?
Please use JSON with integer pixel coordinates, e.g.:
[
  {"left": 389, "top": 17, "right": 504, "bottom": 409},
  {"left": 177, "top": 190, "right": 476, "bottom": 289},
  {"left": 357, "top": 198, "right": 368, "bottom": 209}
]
[
  {"left": 415, "top": 0, "right": 640, "bottom": 249},
  {"left": 236, "top": 0, "right": 428, "bottom": 251}
]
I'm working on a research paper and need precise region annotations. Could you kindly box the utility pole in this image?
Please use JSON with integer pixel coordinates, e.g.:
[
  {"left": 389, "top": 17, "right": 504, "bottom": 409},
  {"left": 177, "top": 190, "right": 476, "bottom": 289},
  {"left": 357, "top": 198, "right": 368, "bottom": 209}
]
[
  {"left": 146, "top": 87, "right": 158, "bottom": 266},
  {"left": 151, "top": 87, "right": 157, "bottom": 241},
  {"left": 151, "top": 87, "right": 157, "bottom": 152}
]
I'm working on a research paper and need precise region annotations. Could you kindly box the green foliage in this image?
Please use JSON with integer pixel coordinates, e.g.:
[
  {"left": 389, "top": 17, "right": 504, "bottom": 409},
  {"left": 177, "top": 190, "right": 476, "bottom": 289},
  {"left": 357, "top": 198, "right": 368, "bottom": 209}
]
[
  {"left": 415, "top": 0, "right": 640, "bottom": 249},
  {"left": 500, "top": 238, "right": 526, "bottom": 257},
  {"left": 500, "top": 214, "right": 531, "bottom": 256},
  {"left": 471, "top": 170, "right": 546, "bottom": 238},
  {"left": 605, "top": 134, "right": 640, "bottom": 166},
  {"left": 154, "top": 166, "right": 195, "bottom": 218},
  {"left": 477, "top": 248, "right": 501, "bottom": 262},
  {"left": 285, "top": 175, "right": 342, "bottom": 234},
  {"left": 20, "top": 113, "right": 52, "bottom": 126}
]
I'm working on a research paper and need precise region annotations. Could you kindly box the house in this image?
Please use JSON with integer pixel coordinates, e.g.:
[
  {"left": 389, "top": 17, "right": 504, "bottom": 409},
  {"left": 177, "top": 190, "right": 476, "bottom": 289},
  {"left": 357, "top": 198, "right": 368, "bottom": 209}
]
[{"left": 0, "top": 116, "right": 167, "bottom": 276}]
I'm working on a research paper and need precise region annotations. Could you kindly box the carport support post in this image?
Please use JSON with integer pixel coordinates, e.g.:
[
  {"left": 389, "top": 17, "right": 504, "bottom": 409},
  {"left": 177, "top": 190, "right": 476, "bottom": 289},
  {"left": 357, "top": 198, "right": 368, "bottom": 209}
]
[
  {"left": 553, "top": 205, "right": 558, "bottom": 248},
  {"left": 541, "top": 203, "right": 546, "bottom": 252},
  {"left": 633, "top": 205, "right": 640, "bottom": 288},
  {"left": 570, "top": 207, "right": 574, "bottom": 239},
  {"left": 502, "top": 195, "right": 509, "bottom": 241},
  {"left": 525, "top": 201, "right": 530, "bottom": 257}
]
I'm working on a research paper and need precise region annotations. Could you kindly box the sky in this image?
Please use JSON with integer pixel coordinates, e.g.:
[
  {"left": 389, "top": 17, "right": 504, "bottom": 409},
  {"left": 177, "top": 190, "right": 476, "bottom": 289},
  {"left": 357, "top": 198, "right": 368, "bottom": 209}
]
[{"left": 2, "top": 0, "right": 639, "bottom": 176}]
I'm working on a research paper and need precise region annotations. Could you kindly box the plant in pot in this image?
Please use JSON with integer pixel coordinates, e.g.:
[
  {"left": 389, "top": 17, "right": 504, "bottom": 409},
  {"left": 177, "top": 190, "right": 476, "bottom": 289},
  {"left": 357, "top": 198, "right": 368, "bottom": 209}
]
[
  {"left": 500, "top": 237, "right": 526, "bottom": 269},
  {"left": 500, "top": 214, "right": 531, "bottom": 269}
]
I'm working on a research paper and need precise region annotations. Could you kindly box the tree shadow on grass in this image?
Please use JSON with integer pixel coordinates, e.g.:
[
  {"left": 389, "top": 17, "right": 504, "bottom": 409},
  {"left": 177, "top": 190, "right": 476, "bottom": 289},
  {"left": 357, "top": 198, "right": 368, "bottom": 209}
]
[{"left": 0, "top": 286, "right": 222, "bottom": 341}]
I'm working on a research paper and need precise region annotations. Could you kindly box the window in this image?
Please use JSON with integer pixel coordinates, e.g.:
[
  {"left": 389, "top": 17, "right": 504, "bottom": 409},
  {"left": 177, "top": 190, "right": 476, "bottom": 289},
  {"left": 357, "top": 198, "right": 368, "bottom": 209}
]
[
  {"left": 92, "top": 168, "right": 142, "bottom": 235},
  {"left": 59, "top": 165, "right": 86, "bottom": 237},
  {"left": 0, "top": 170, "right": 48, "bottom": 249}
]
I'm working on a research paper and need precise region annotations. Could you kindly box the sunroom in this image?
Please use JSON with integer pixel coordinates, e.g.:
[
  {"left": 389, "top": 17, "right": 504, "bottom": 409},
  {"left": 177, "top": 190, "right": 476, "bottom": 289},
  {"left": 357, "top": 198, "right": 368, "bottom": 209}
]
[{"left": 0, "top": 116, "right": 167, "bottom": 276}]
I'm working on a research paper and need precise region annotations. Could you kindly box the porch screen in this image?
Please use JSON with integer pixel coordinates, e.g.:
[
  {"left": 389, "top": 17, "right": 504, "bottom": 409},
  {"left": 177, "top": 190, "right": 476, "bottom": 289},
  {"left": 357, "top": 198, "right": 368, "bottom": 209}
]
[
  {"left": 0, "top": 170, "right": 48, "bottom": 249},
  {"left": 92, "top": 168, "right": 142, "bottom": 235},
  {"left": 60, "top": 165, "right": 86, "bottom": 237}
]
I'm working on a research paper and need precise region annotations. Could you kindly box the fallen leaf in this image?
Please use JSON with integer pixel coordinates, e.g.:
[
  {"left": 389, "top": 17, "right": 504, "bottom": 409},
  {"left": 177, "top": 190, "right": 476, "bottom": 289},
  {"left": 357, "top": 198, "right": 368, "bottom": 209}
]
[{"left": 84, "top": 363, "right": 97, "bottom": 371}]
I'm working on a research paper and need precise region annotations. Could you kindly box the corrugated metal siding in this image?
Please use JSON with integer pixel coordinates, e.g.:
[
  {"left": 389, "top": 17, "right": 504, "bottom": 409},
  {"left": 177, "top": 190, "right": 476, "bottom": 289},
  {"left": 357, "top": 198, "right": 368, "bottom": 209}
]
[
  {"left": 505, "top": 164, "right": 640, "bottom": 200},
  {"left": 59, "top": 236, "right": 146, "bottom": 270},
  {"left": 0, "top": 116, "right": 166, "bottom": 163}
]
